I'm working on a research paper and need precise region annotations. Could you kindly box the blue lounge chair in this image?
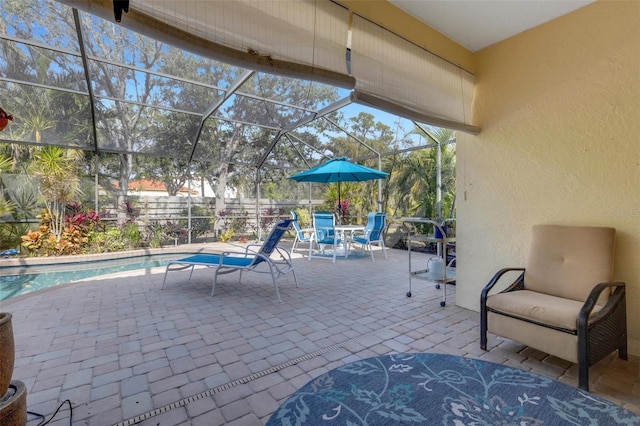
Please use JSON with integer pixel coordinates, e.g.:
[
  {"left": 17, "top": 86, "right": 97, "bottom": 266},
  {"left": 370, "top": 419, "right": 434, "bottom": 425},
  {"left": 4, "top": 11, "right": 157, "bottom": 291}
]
[
  {"left": 308, "top": 211, "right": 341, "bottom": 263},
  {"left": 162, "top": 219, "right": 298, "bottom": 302},
  {"left": 351, "top": 212, "right": 388, "bottom": 262},
  {"left": 290, "top": 210, "right": 313, "bottom": 253}
]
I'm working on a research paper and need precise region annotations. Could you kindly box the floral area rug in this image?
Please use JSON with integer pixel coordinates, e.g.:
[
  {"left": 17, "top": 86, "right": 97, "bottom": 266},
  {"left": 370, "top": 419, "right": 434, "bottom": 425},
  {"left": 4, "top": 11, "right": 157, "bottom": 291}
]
[{"left": 267, "top": 352, "right": 640, "bottom": 425}]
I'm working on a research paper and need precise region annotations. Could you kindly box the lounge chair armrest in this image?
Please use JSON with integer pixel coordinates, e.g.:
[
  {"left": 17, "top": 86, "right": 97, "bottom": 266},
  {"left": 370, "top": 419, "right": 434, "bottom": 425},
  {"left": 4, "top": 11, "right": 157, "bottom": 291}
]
[
  {"left": 578, "top": 281, "right": 626, "bottom": 325},
  {"left": 245, "top": 243, "right": 267, "bottom": 255},
  {"left": 351, "top": 229, "right": 369, "bottom": 238},
  {"left": 220, "top": 249, "right": 257, "bottom": 259},
  {"left": 221, "top": 249, "right": 273, "bottom": 263},
  {"left": 272, "top": 246, "right": 293, "bottom": 261},
  {"left": 297, "top": 228, "right": 314, "bottom": 239},
  {"left": 480, "top": 267, "right": 525, "bottom": 351},
  {"left": 220, "top": 250, "right": 241, "bottom": 257},
  {"left": 222, "top": 245, "right": 292, "bottom": 262},
  {"left": 480, "top": 267, "right": 525, "bottom": 302}
]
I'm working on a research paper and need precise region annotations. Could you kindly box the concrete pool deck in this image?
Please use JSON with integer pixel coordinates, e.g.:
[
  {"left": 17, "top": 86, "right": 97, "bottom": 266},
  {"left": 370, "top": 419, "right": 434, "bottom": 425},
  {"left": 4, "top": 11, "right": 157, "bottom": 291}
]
[{"left": 1, "top": 242, "right": 639, "bottom": 425}]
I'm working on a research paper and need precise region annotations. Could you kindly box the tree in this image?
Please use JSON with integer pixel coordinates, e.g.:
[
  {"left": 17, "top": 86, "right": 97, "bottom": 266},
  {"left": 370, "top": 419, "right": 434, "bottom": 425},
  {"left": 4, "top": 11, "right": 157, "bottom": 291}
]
[
  {"left": 391, "top": 127, "right": 456, "bottom": 220},
  {"left": 0, "top": 0, "right": 460, "bottom": 232},
  {"left": 0, "top": 0, "right": 94, "bottom": 246},
  {"left": 306, "top": 112, "right": 395, "bottom": 217},
  {"left": 194, "top": 74, "right": 340, "bottom": 213},
  {"left": 0, "top": 0, "right": 93, "bottom": 160},
  {"left": 80, "top": 16, "right": 167, "bottom": 221},
  {"left": 138, "top": 157, "right": 189, "bottom": 196},
  {"left": 28, "top": 146, "right": 83, "bottom": 240},
  {"left": 0, "top": 156, "right": 14, "bottom": 218}
]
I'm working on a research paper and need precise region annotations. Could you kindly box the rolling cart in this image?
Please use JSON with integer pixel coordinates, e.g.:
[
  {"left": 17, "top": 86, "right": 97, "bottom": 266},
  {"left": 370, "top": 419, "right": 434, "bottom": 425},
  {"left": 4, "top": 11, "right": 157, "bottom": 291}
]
[{"left": 402, "top": 218, "right": 456, "bottom": 307}]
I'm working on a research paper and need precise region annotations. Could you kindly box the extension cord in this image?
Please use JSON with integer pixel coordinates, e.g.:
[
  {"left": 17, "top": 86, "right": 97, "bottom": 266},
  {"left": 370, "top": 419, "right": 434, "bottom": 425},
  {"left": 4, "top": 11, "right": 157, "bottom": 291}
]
[{"left": 27, "top": 399, "right": 73, "bottom": 426}]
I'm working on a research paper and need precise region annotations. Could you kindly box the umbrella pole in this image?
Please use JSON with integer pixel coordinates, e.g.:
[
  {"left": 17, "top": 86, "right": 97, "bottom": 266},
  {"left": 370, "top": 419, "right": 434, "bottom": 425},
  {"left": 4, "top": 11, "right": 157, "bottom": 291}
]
[
  {"left": 308, "top": 182, "right": 312, "bottom": 218},
  {"left": 337, "top": 181, "right": 341, "bottom": 225}
]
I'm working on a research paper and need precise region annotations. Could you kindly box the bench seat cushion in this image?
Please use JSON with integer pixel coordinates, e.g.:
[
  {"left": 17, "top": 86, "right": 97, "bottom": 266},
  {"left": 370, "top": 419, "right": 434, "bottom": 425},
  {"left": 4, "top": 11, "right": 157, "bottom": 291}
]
[{"left": 487, "top": 290, "right": 602, "bottom": 331}]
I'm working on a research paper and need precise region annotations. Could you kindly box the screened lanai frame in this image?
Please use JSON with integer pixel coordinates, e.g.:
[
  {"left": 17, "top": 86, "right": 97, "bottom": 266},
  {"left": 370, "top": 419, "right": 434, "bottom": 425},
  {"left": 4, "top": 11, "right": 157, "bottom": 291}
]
[{"left": 0, "top": 0, "right": 470, "bottom": 240}]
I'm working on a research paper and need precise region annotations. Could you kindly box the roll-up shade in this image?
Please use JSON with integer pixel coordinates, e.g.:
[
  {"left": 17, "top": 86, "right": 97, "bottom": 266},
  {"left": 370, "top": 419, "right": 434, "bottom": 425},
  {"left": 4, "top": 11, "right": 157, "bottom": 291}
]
[
  {"left": 132, "top": 0, "right": 349, "bottom": 73},
  {"left": 56, "top": 0, "right": 479, "bottom": 134},
  {"left": 350, "top": 14, "right": 478, "bottom": 134},
  {"left": 351, "top": 90, "right": 479, "bottom": 135},
  {"left": 59, "top": 0, "right": 356, "bottom": 89}
]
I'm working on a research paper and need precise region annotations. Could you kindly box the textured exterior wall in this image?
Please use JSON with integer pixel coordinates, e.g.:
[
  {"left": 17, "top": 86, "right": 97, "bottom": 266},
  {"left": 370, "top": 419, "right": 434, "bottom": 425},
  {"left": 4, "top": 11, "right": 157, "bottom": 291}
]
[{"left": 456, "top": 0, "right": 640, "bottom": 354}]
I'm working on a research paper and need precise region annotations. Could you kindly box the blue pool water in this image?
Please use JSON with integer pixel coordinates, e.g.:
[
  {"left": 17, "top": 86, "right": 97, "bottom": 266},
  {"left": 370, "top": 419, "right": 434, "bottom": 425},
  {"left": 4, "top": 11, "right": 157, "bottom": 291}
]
[{"left": 0, "top": 254, "right": 189, "bottom": 301}]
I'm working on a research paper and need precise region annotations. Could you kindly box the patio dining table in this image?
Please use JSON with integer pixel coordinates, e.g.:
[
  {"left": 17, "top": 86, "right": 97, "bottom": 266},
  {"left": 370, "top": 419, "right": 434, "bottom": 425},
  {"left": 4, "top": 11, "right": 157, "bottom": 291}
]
[{"left": 333, "top": 224, "right": 365, "bottom": 257}]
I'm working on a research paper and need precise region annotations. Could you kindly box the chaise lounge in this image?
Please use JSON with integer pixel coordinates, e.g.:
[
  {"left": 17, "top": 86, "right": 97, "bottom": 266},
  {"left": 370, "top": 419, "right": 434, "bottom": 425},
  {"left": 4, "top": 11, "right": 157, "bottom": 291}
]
[{"left": 162, "top": 219, "right": 298, "bottom": 303}]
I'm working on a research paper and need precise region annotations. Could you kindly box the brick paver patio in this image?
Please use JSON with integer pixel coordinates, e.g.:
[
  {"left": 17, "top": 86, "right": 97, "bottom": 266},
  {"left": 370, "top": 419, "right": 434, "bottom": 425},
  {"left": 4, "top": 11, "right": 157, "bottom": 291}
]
[{"left": 2, "top": 243, "right": 638, "bottom": 425}]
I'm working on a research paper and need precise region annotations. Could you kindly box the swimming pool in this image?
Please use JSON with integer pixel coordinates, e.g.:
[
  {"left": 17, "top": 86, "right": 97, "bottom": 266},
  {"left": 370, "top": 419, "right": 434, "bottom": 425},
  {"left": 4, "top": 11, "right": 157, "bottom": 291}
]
[{"left": 0, "top": 253, "right": 192, "bottom": 301}]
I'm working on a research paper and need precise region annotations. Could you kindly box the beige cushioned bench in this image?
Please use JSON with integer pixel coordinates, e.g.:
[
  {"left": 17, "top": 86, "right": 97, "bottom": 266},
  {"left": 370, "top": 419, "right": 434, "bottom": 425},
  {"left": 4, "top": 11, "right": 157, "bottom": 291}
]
[{"left": 480, "top": 225, "right": 627, "bottom": 391}]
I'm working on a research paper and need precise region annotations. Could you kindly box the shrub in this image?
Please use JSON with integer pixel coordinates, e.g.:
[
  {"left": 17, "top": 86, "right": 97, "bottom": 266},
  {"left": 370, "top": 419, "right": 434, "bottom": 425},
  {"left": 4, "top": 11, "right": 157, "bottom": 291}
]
[
  {"left": 86, "top": 226, "right": 127, "bottom": 252},
  {"left": 219, "top": 228, "right": 234, "bottom": 242},
  {"left": 21, "top": 206, "right": 105, "bottom": 256},
  {"left": 144, "top": 219, "right": 187, "bottom": 248},
  {"left": 292, "top": 208, "right": 311, "bottom": 228},
  {"left": 0, "top": 222, "right": 28, "bottom": 251},
  {"left": 216, "top": 210, "right": 250, "bottom": 237},
  {"left": 179, "top": 205, "right": 212, "bottom": 239},
  {"left": 120, "top": 222, "right": 142, "bottom": 248},
  {"left": 260, "top": 207, "right": 279, "bottom": 231}
]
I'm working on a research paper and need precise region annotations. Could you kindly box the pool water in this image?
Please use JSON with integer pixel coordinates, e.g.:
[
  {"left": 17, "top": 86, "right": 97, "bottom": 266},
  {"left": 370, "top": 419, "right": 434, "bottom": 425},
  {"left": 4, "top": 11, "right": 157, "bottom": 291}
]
[{"left": 0, "top": 254, "right": 189, "bottom": 301}]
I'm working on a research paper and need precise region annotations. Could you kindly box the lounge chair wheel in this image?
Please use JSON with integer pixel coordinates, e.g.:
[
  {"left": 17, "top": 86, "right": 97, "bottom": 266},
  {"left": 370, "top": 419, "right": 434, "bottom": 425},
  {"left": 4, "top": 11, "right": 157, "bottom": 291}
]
[
  {"left": 406, "top": 291, "right": 412, "bottom": 297},
  {"left": 440, "top": 301, "right": 446, "bottom": 307},
  {"left": 435, "top": 284, "right": 441, "bottom": 289}
]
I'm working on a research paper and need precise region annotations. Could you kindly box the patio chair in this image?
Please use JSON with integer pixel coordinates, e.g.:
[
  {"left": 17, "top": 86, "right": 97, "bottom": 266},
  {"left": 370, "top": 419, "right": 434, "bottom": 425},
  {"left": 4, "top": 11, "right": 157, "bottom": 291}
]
[
  {"left": 309, "top": 211, "right": 341, "bottom": 263},
  {"left": 480, "top": 225, "right": 627, "bottom": 391},
  {"left": 162, "top": 219, "right": 298, "bottom": 303},
  {"left": 290, "top": 210, "right": 313, "bottom": 253},
  {"left": 351, "top": 212, "right": 388, "bottom": 262}
]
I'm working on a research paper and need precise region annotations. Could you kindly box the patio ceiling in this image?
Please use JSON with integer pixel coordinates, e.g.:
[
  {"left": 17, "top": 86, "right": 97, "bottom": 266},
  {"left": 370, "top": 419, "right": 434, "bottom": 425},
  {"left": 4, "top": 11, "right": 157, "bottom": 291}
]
[
  {"left": 388, "top": 0, "right": 596, "bottom": 52},
  {"left": 0, "top": 0, "right": 472, "bottom": 173}
]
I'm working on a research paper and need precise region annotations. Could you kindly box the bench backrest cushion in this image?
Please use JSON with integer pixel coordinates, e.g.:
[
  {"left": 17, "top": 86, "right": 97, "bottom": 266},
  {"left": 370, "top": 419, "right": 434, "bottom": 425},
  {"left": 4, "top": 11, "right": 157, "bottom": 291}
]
[{"left": 524, "top": 225, "right": 615, "bottom": 304}]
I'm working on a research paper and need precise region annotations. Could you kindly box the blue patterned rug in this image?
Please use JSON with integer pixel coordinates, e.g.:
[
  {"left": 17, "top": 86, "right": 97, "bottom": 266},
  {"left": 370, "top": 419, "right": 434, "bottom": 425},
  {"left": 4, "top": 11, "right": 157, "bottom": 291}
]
[{"left": 267, "top": 353, "right": 640, "bottom": 425}]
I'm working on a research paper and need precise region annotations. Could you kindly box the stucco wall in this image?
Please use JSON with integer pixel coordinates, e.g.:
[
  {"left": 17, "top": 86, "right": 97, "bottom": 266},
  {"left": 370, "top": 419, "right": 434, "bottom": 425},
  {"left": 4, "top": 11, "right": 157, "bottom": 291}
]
[{"left": 456, "top": 0, "right": 640, "bottom": 355}]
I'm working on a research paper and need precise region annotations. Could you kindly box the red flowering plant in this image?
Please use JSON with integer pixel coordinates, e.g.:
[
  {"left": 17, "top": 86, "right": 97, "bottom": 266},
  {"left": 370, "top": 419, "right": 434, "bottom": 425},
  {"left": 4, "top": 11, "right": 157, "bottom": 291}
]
[
  {"left": 65, "top": 202, "right": 100, "bottom": 235},
  {"left": 21, "top": 202, "right": 103, "bottom": 256},
  {"left": 337, "top": 199, "right": 350, "bottom": 223}
]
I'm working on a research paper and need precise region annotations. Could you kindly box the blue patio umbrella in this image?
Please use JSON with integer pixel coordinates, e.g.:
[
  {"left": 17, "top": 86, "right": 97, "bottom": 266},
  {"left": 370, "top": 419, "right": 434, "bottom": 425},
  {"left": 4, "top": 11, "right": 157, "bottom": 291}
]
[{"left": 288, "top": 157, "right": 388, "bottom": 221}]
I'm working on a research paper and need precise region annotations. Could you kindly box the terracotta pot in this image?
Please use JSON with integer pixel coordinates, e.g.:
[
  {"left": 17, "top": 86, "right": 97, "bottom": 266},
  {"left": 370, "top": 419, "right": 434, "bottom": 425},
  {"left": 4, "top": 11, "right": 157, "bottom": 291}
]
[{"left": 0, "top": 313, "right": 15, "bottom": 397}]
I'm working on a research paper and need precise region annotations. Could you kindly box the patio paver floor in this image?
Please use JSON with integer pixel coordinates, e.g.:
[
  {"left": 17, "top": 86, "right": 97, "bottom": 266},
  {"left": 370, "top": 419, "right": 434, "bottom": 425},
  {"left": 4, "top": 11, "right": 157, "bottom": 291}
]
[{"left": 2, "top": 243, "right": 638, "bottom": 425}]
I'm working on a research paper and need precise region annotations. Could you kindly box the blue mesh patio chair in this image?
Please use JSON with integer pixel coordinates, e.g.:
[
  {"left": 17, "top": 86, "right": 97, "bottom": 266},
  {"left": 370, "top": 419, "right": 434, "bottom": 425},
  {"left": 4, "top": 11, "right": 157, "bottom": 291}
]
[
  {"left": 162, "top": 219, "right": 298, "bottom": 303},
  {"left": 351, "top": 212, "right": 388, "bottom": 262},
  {"left": 290, "top": 210, "right": 313, "bottom": 253},
  {"left": 309, "top": 211, "right": 341, "bottom": 263}
]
